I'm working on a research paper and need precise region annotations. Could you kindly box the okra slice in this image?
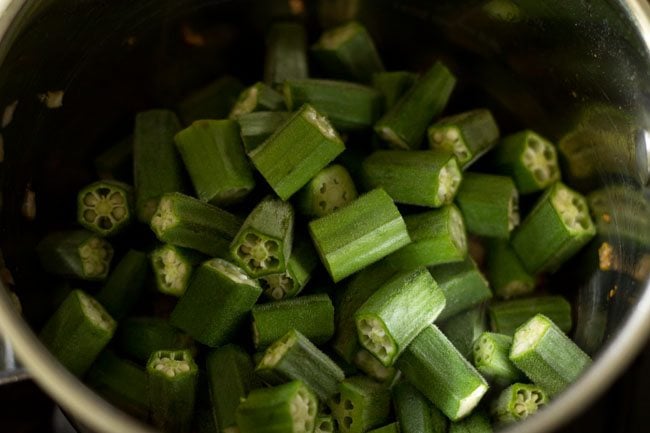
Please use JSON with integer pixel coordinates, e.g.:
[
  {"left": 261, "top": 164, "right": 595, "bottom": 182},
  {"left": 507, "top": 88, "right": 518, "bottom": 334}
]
[
  {"left": 491, "top": 383, "right": 548, "bottom": 424},
  {"left": 393, "top": 381, "right": 448, "bottom": 433},
  {"left": 511, "top": 182, "right": 596, "bottom": 273},
  {"left": 95, "top": 249, "right": 148, "bottom": 320},
  {"left": 299, "top": 164, "right": 358, "bottom": 218},
  {"left": 510, "top": 314, "right": 591, "bottom": 396},
  {"left": 150, "top": 244, "right": 205, "bottom": 297},
  {"left": 352, "top": 349, "right": 398, "bottom": 384},
  {"left": 175, "top": 119, "right": 255, "bottom": 206},
  {"left": 117, "top": 317, "right": 195, "bottom": 365},
  {"left": 147, "top": 349, "right": 198, "bottom": 433},
  {"left": 396, "top": 325, "right": 489, "bottom": 421},
  {"left": 362, "top": 149, "right": 462, "bottom": 207},
  {"left": 133, "top": 109, "right": 186, "bottom": 222},
  {"left": 486, "top": 240, "right": 535, "bottom": 299},
  {"left": 439, "top": 305, "right": 487, "bottom": 360},
  {"left": 150, "top": 192, "right": 242, "bottom": 258},
  {"left": 236, "top": 381, "right": 318, "bottom": 433},
  {"left": 455, "top": 173, "right": 519, "bottom": 239},
  {"left": 39, "top": 290, "right": 116, "bottom": 376},
  {"left": 249, "top": 104, "right": 346, "bottom": 200},
  {"left": 229, "top": 82, "right": 285, "bottom": 119},
  {"left": 259, "top": 236, "right": 318, "bottom": 300},
  {"left": 429, "top": 257, "right": 492, "bottom": 321},
  {"left": 472, "top": 332, "right": 523, "bottom": 386},
  {"left": 448, "top": 412, "right": 493, "bottom": 433},
  {"left": 328, "top": 376, "right": 391, "bottom": 433},
  {"left": 231, "top": 197, "right": 294, "bottom": 277},
  {"left": 77, "top": 180, "right": 133, "bottom": 237},
  {"left": 265, "top": 22, "right": 309, "bottom": 88},
  {"left": 170, "top": 258, "right": 262, "bottom": 347},
  {"left": 367, "top": 423, "right": 399, "bottom": 433},
  {"left": 385, "top": 205, "right": 467, "bottom": 270},
  {"left": 36, "top": 230, "right": 113, "bottom": 281},
  {"left": 493, "top": 130, "right": 560, "bottom": 194},
  {"left": 316, "top": 414, "right": 335, "bottom": 433},
  {"left": 375, "top": 61, "right": 457, "bottom": 150},
  {"left": 311, "top": 21, "right": 384, "bottom": 83},
  {"left": 372, "top": 71, "right": 417, "bottom": 112},
  {"left": 206, "top": 345, "right": 258, "bottom": 433},
  {"left": 238, "top": 111, "right": 291, "bottom": 153},
  {"left": 428, "top": 109, "right": 499, "bottom": 169},
  {"left": 309, "top": 188, "right": 411, "bottom": 282},
  {"left": 256, "top": 329, "right": 345, "bottom": 401},
  {"left": 252, "top": 294, "right": 335, "bottom": 348},
  {"left": 178, "top": 75, "right": 244, "bottom": 125},
  {"left": 284, "top": 79, "right": 382, "bottom": 131},
  {"left": 488, "top": 295, "right": 572, "bottom": 336},
  {"left": 94, "top": 135, "right": 132, "bottom": 182},
  {"left": 355, "top": 267, "right": 446, "bottom": 366}
]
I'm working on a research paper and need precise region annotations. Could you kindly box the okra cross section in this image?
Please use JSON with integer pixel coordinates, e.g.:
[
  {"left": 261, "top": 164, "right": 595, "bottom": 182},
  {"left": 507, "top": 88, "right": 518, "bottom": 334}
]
[
  {"left": 308, "top": 188, "right": 411, "bottom": 282},
  {"left": 77, "top": 180, "right": 133, "bottom": 237},
  {"left": 150, "top": 244, "right": 204, "bottom": 297},
  {"left": 259, "top": 236, "right": 318, "bottom": 300},
  {"left": 327, "top": 376, "right": 391, "bottom": 433},
  {"left": 355, "top": 268, "right": 446, "bottom": 366},
  {"left": 298, "top": 164, "right": 358, "bottom": 218},
  {"left": 472, "top": 332, "right": 523, "bottom": 386},
  {"left": 491, "top": 383, "right": 548, "bottom": 424},
  {"left": 228, "top": 81, "right": 285, "bottom": 119},
  {"left": 249, "top": 104, "right": 345, "bottom": 200}
]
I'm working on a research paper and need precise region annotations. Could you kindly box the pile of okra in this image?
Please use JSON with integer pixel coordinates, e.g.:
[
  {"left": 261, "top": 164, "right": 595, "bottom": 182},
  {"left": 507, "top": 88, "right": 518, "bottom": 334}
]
[{"left": 35, "top": 18, "right": 603, "bottom": 433}]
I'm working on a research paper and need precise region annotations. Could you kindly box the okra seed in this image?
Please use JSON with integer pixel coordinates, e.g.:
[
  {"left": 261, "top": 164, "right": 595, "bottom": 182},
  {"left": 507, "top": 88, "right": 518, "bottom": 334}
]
[
  {"left": 344, "top": 400, "right": 353, "bottom": 410},
  {"left": 84, "top": 209, "right": 97, "bottom": 222},
  {"left": 151, "top": 198, "right": 177, "bottom": 232},
  {"left": 83, "top": 193, "right": 98, "bottom": 206},
  {"left": 343, "top": 416, "right": 353, "bottom": 429}
]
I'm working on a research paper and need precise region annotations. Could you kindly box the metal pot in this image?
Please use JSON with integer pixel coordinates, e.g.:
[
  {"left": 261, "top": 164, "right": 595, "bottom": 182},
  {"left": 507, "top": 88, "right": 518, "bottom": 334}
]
[{"left": 0, "top": 0, "right": 650, "bottom": 432}]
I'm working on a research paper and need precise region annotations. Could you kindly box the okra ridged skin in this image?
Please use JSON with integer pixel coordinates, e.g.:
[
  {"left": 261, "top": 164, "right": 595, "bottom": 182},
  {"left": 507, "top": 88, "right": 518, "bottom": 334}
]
[
  {"left": 355, "top": 268, "right": 446, "bottom": 366},
  {"left": 454, "top": 173, "right": 519, "bottom": 239},
  {"left": 116, "top": 317, "right": 195, "bottom": 365},
  {"left": 393, "top": 381, "right": 448, "bottom": 433},
  {"left": 150, "top": 192, "right": 242, "bottom": 258},
  {"left": 328, "top": 376, "right": 392, "bottom": 433},
  {"left": 491, "top": 383, "right": 548, "bottom": 424},
  {"left": 367, "top": 423, "right": 399, "bottom": 433},
  {"left": 170, "top": 258, "right": 262, "bottom": 347},
  {"left": 175, "top": 119, "right": 255, "bottom": 206},
  {"left": 488, "top": 295, "right": 572, "bottom": 336},
  {"left": 486, "top": 240, "right": 535, "bottom": 300},
  {"left": 308, "top": 188, "right": 411, "bottom": 282},
  {"left": 238, "top": 111, "right": 291, "bottom": 153},
  {"left": 396, "top": 325, "right": 489, "bottom": 421},
  {"left": 472, "top": 332, "right": 523, "bottom": 386},
  {"left": 178, "top": 75, "right": 245, "bottom": 125},
  {"left": 252, "top": 294, "right": 335, "bottom": 348},
  {"left": 260, "top": 236, "right": 319, "bottom": 300},
  {"left": 284, "top": 79, "right": 383, "bottom": 131},
  {"left": 298, "top": 164, "right": 358, "bottom": 218},
  {"left": 77, "top": 179, "right": 134, "bottom": 237},
  {"left": 249, "top": 104, "right": 346, "bottom": 201},
  {"left": 509, "top": 314, "right": 591, "bottom": 396},
  {"left": 256, "top": 329, "right": 345, "bottom": 401},
  {"left": 372, "top": 71, "right": 417, "bottom": 112},
  {"left": 133, "top": 109, "right": 186, "bottom": 223},
  {"left": 439, "top": 305, "right": 487, "bottom": 360},
  {"left": 229, "top": 82, "right": 286, "bottom": 119},
  {"left": 95, "top": 249, "right": 149, "bottom": 320},
  {"left": 264, "top": 22, "right": 309, "bottom": 88},
  {"left": 374, "top": 61, "right": 457, "bottom": 150},
  {"left": 362, "top": 150, "right": 462, "bottom": 207},
  {"left": 150, "top": 244, "right": 205, "bottom": 297},
  {"left": 448, "top": 412, "right": 493, "bottom": 433},
  {"left": 39, "top": 290, "right": 117, "bottom": 376}
]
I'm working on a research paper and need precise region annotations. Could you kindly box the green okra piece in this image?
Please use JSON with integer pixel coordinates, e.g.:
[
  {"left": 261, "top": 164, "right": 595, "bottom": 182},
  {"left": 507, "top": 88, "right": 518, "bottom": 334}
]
[
  {"left": 171, "top": 258, "right": 262, "bottom": 347},
  {"left": 472, "top": 332, "right": 523, "bottom": 386},
  {"left": 231, "top": 197, "right": 295, "bottom": 277},
  {"left": 510, "top": 314, "right": 591, "bottom": 396},
  {"left": 36, "top": 230, "right": 114, "bottom": 281},
  {"left": 94, "top": 135, "right": 133, "bottom": 182},
  {"left": 175, "top": 119, "right": 255, "bottom": 206},
  {"left": 147, "top": 350, "right": 198, "bottom": 433},
  {"left": 362, "top": 150, "right": 462, "bottom": 207},
  {"left": 315, "top": 414, "right": 335, "bottom": 433},
  {"left": 375, "top": 62, "right": 457, "bottom": 150},
  {"left": 95, "top": 249, "right": 148, "bottom": 320},
  {"left": 352, "top": 349, "right": 399, "bottom": 384},
  {"left": 116, "top": 317, "right": 195, "bottom": 365},
  {"left": 133, "top": 109, "right": 186, "bottom": 223},
  {"left": 385, "top": 205, "right": 467, "bottom": 270},
  {"left": 455, "top": 173, "right": 519, "bottom": 239},
  {"left": 257, "top": 329, "right": 345, "bottom": 401},
  {"left": 77, "top": 180, "right": 133, "bottom": 237},
  {"left": 355, "top": 268, "right": 446, "bottom": 366},
  {"left": 237, "top": 111, "right": 292, "bottom": 153},
  {"left": 150, "top": 244, "right": 205, "bottom": 297},
  {"left": 40, "top": 290, "right": 116, "bottom": 376},
  {"left": 429, "top": 257, "right": 492, "bottom": 321},
  {"left": 372, "top": 71, "right": 417, "bottom": 112},
  {"left": 396, "top": 325, "right": 489, "bottom": 421},
  {"left": 367, "top": 423, "right": 399, "bottom": 433},
  {"left": 150, "top": 192, "right": 242, "bottom": 258},
  {"left": 328, "top": 376, "right": 391, "bottom": 433},
  {"left": 252, "top": 294, "right": 335, "bottom": 349},
  {"left": 511, "top": 182, "right": 596, "bottom": 273},
  {"left": 486, "top": 240, "right": 535, "bottom": 300},
  {"left": 85, "top": 351, "right": 149, "bottom": 419},
  {"left": 206, "top": 344, "right": 259, "bottom": 433},
  {"left": 237, "top": 381, "right": 319, "bottom": 433},
  {"left": 393, "top": 381, "right": 448, "bottom": 433},
  {"left": 439, "top": 305, "right": 487, "bottom": 360},
  {"left": 309, "top": 188, "right": 411, "bottom": 282},
  {"left": 492, "top": 130, "right": 560, "bottom": 194},
  {"left": 491, "top": 383, "right": 549, "bottom": 424},
  {"left": 265, "top": 22, "right": 309, "bottom": 88},
  {"left": 312, "top": 21, "right": 384, "bottom": 83},
  {"left": 488, "top": 295, "right": 572, "bottom": 336},
  {"left": 229, "top": 82, "right": 286, "bottom": 119},
  {"left": 428, "top": 109, "right": 499, "bottom": 169},
  {"left": 448, "top": 412, "right": 493, "bottom": 433},
  {"left": 178, "top": 75, "right": 245, "bottom": 125},
  {"left": 298, "top": 164, "right": 358, "bottom": 218},
  {"left": 249, "top": 104, "right": 346, "bottom": 200},
  {"left": 284, "top": 79, "right": 382, "bottom": 132},
  {"left": 259, "top": 236, "right": 319, "bottom": 300}
]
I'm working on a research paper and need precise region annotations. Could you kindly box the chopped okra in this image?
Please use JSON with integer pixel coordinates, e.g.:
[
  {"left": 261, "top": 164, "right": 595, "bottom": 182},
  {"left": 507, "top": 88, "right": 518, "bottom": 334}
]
[
  {"left": 491, "top": 383, "right": 548, "bottom": 424},
  {"left": 77, "top": 180, "right": 133, "bottom": 236}
]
